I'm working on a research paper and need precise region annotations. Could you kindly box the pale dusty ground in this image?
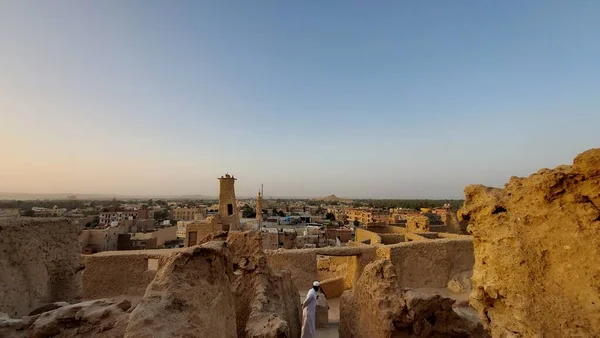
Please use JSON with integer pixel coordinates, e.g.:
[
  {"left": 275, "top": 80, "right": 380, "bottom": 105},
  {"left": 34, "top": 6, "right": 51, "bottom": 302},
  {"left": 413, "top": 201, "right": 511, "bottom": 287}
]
[{"left": 299, "top": 290, "right": 340, "bottom": 338}]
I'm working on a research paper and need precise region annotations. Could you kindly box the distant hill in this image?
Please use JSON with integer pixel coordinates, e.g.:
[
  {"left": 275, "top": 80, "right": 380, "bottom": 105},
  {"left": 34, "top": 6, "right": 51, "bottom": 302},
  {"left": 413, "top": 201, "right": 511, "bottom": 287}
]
[{"left": 313, "top": 194, "right": 350, "bottom": 203}]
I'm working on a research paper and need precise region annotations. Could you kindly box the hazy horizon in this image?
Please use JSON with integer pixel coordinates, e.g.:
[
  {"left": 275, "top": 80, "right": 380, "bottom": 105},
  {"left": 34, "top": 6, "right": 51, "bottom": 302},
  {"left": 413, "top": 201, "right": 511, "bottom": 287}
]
[{"left": 1, "top": 1, "right": 598, "bottom": 199}]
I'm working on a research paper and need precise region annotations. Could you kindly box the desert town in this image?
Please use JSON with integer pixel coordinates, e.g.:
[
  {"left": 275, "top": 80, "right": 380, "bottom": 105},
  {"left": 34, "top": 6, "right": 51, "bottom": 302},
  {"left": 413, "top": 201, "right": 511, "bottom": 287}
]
[{"left": 0, "top": 148, "right": 598, "bottom": 337}]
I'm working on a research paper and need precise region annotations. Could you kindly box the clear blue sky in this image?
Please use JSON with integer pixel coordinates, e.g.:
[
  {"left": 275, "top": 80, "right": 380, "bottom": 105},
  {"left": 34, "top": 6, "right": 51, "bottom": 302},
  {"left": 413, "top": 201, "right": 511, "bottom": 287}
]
[{"left": 0, "top": 1, "right": 598, "bottom": 198}]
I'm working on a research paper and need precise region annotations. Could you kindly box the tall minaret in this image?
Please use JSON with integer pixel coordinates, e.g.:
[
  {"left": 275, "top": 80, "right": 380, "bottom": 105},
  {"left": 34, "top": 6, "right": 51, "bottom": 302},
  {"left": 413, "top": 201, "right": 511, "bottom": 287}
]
[
  {"left": 256, "top": 184, "right": 263, "bottom": 227},
  {"left": 218, "top": 173, "right": 240, "bottom": 231}
]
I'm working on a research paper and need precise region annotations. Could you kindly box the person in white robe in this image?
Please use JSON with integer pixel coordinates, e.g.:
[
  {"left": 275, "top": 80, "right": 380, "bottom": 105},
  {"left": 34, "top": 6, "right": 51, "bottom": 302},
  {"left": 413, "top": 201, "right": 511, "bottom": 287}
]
[{"left": 301, "top": 280, "right": 320, "bottom": 338}]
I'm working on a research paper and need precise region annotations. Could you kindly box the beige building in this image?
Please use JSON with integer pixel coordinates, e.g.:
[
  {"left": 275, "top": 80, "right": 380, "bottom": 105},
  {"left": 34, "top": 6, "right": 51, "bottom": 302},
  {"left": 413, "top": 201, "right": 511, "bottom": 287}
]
[
  {"left": 184, "top": 216, "right": 225, "bottom": 246},
  {"left": 79, "top": 226, "right": 128, "bottom": 253},
  {"left": 99, "top": 209, "right": 152, "bottom": 226},
  {"left": 347, "top": 208, "right": 389, "bottom": 226},
  {"left": 389, "top": 208, "right": 419, "bottom": 224},
  {"left": 130, "top": 226, "right": 177, "bottom": 250},
  {"left": 176, "top": 220, "right": 194, "bottom": 239},
  {"left": 327, "top": 207, "right": 347, "bottom": 223},
  {"left": 171, "top": 207, "right": 206, "bottom": 221},
  {"left": 261, "top": 228, "right": 279, "bottom": 250}
]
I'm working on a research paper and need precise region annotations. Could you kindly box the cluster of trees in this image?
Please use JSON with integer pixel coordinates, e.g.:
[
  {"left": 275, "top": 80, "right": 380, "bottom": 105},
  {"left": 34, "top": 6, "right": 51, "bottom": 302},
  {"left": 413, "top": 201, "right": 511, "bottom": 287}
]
[
  {"left": 0, "top": 199, "right": 106, "bottom": 215},
  {"left": 241, "top": 204, "right": 257, "bottom": 218},
  {"left": 153, "top": 209, "right": 170, "bottom": 223},
  {"left": 271, "top": 208, "right": 286, "bottom": 217},
  {"left": 146, "top": 199, "right": 167, "bottom": 207},
  {"left": 355, "top": 199, "right": 464, "bottom": 211}
]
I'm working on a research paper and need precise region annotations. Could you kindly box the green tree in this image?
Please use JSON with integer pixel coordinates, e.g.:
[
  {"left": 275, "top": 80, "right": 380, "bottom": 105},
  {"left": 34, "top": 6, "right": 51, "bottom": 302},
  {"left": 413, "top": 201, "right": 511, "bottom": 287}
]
[
  {"left": 241, "top": 204, "right": 256, "bottom": 218},
  {"left": 154, "top": 209, "right": 169, "bottom": 223},
  {"left": 22, "top": 209, "right": 35, "bottom": 217},
  {"left": 325, "top": 213, "right": 336, "bottom": 221},
  {"left": 353, "top": 218, "right": 360, "bottom": 227}
]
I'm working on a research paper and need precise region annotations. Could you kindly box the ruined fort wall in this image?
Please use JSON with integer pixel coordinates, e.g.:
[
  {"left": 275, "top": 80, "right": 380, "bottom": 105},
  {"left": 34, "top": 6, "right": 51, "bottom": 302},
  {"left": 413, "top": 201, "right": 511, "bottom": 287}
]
[
  {"left": 0, "top": 218, "right": 82, "bottom": 317},
  {"left": 317, "top": 256, "right": 348, "bottom": 281},
  {"left": 369, "top": 225, "right": 407, "bottom": 234},
  {"left": 378, "top": 233, "right": 405, "bottom": 244},
  {"left": 354, "top": 227, "right": 382, "bottom": 244},
  {"left": 82, "top": 249, "right": 179, "bottom": 300},
  {"left": 460, "top": 149, "right": 600, "bottom": 337},
  {"left": 383, "top": 238, "right": 474, "bottom": 288},
  {"left": 265, "top": 249, "right": 318, "bottom": 290}
]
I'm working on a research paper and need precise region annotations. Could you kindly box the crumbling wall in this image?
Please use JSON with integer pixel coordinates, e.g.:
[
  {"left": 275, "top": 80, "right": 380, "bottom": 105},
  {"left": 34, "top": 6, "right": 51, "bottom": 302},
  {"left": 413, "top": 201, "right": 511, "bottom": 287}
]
[
  {"left": 228, "top": 231, "right": 301, "bottom": 338},
  {"left": 459, "top": 148, "right": 600, "bottom": 337},
  {"left": 0, "top": 218, "right": 82, "bottom": 317},
  {"left": 82, "top": 249, "right": 178, "bottom": 300},
  {"left": 0, "top": 298, "right": 132, "bottom": 338},
  {"left": 340, "top": 259, "right": 485, "bottom": 337},
  {"left": 317, "top": 246, "right": 378, "bottom": 290},
  {"left": 317, "top": 256, "right": 349, "bottom": 281},
  {"left": 446, "top": 210, "right": 468, "bottom": 234},
  {"left": 265, "top": 249, "right": 317, "bottom": 290},
  {"left": 406, "top": 215, "right": 430, "bottom": 232},
  {"left": 319, "top": 276, "right": 345, "bottom": 298},
  {"left": 354, "top": 227, "right": 382, "bottom": 244},
  {"left": 378, "top": 233, "right": 405, "bottom": 244},
  {"left": 125, "top": 242, "right": 237, "bottom": 338},
  {"left": 382, "top": 238, "right": 474, "bottom": 288},
  {"left": 315, "top": 292, "right": 328, "bottom": 329}
]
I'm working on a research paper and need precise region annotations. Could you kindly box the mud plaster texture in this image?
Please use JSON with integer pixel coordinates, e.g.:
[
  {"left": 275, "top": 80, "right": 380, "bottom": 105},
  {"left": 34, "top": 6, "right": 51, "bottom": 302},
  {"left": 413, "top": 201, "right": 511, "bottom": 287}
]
[
  {"left": 317, "top": 256, "right": 349, "bottom": 282},
  {"left": 228, "top": 231, "right": 302, "bottom": 338},
  {"left": 82, "top": 250, "right": 174, "bottom": 300},
  {"left": 406, "top": 215, "right": 431, "bottom": 232},
  {"left": 319, "top": 276, "right": 345, "bottom": 298},
  {"left": 377, "top": 239, "right": 474, "bottom": 289},
  {"left": 459, "top": 148, "right": 600, "bottom": 337},
  {"left": 265, "top": 249, "right": 318, "bottom": 290},
  {"left": 0, "top": 298, "right": 132, "bottom": 338},
  {"left": 354, "top": 227, "right": 382, "bottom": 244},
  {"left": 340, "top": 259, "right": 485, "bottom": 338},
  {"left": 0, "top": 218, "right": 82, "bottom": 317},
  {"left": 124, "top": 242, "right": 238, "bottom": 338},
  {"left": 3, "top": 232, "right": 302, "bottom": 338},
  {"left": 315, "top": 292, "right": 328, "bottom": 329}
]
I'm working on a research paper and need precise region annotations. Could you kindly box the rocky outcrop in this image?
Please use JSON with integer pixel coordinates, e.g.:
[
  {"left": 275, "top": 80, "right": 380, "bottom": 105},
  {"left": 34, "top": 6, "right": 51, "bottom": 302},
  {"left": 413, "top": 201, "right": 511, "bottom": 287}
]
[
  {"left": 459, "top": 148, "right": 600, "bottom": 337},
  {"left": 0, "top": 218, "right": 82, "bottom": 317},
  {"left": 228, "top": 231, "right": 302, "bottom": 338},
  {"left": 124, "top": 241, "right": 237, "bottom": 338},
  {"left": 340, "top": 259, "right": 485, "bottom": 338},
  {"left": 0, "top": 298, "right": 131, "bottom": 338}
]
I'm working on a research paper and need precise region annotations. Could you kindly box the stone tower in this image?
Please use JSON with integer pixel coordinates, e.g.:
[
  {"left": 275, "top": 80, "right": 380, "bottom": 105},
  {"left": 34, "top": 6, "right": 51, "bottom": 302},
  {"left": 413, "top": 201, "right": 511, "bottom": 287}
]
[
  {"left": 256, "top": 184, "right": 263, "bottom": 227},
  {"left": 218, "top": 174, "right": 240, "bottom": 231}
]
